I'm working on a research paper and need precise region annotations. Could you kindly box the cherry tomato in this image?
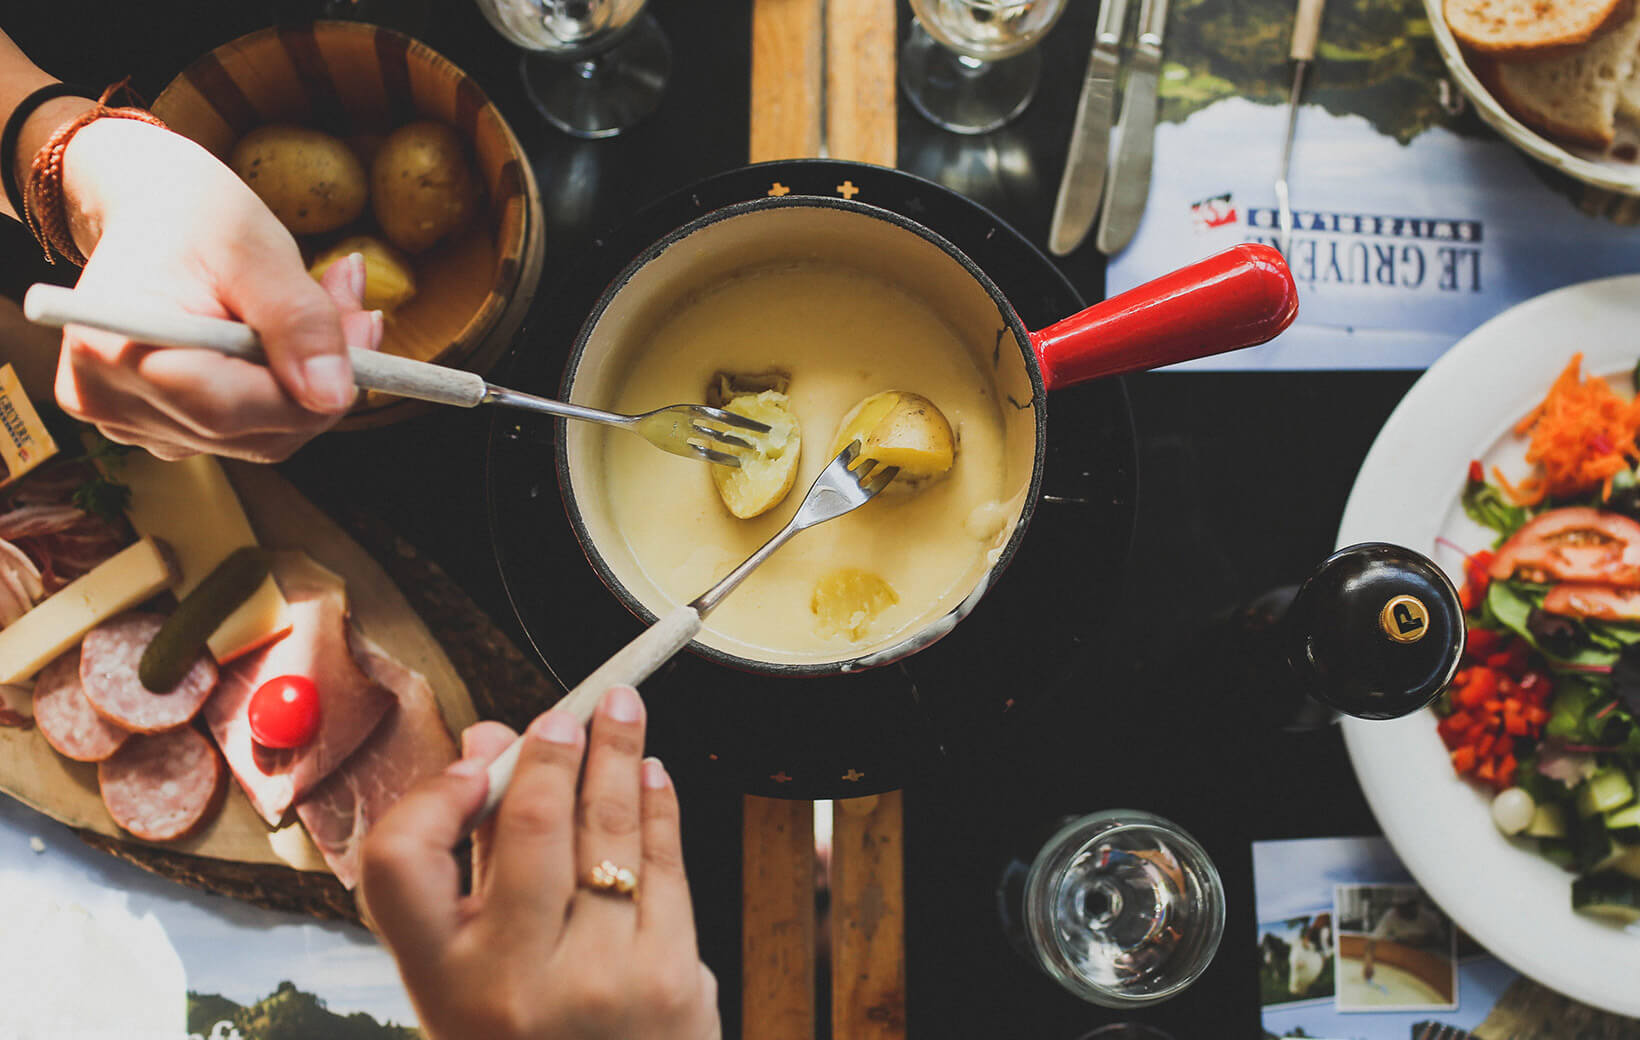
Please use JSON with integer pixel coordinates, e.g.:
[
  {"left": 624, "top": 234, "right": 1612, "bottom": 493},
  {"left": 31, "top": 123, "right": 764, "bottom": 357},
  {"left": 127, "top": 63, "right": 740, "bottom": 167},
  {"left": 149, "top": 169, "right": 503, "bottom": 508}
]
[{"left": 248, "top": 675, "right": 321, "bottom": 749}]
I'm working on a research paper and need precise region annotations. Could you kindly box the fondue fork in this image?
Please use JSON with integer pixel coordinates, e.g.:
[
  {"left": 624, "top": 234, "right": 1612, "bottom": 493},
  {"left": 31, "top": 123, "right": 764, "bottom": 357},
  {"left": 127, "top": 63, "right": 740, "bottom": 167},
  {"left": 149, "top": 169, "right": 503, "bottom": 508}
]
[
  {"left": 476, "top": 441, "right": 899, "bottom": 821},
  {"left": 22, "top": 284, "right": 770, "bottom": 467}
]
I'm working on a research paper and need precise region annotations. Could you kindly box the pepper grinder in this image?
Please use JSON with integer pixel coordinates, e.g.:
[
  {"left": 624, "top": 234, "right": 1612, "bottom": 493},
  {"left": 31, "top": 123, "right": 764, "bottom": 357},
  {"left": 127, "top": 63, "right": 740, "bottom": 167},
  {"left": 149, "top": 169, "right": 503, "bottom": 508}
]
[{"left": 1210, "top": 542, "right": 1465, "bottom": 729}]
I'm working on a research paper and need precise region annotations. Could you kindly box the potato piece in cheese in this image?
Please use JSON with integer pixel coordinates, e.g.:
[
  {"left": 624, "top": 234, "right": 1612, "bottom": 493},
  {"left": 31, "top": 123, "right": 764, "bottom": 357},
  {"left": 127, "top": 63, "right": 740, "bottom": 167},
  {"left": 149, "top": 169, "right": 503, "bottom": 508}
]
[
  {"left": 0, "top": 537, "right": 174, "bottom": 683},
  {"left": 100, "top": 451, "right": 291, "bottom": 663}
]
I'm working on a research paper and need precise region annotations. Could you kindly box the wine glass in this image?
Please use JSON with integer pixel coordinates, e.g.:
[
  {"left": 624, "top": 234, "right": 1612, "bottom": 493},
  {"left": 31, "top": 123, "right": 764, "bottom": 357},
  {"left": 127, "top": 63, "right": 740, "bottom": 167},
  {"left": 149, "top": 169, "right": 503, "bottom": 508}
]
[
  {"left": 1003, "top": 810, "right": 1225, "bottom": 1007},
  {"left": 473, "top": 0, "right": 671, "bottom": 139},
  {"left": 901, "top": 0, "right": 1070, "bottom": 135}
]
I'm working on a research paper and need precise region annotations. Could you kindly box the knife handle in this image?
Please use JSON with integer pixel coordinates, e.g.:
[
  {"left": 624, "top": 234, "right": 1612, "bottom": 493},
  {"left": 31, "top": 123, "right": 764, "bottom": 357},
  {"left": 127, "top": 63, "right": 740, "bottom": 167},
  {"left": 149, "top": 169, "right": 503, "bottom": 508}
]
[{"left": 1291, "top": 0, "right": 1326, "bottom": 61}]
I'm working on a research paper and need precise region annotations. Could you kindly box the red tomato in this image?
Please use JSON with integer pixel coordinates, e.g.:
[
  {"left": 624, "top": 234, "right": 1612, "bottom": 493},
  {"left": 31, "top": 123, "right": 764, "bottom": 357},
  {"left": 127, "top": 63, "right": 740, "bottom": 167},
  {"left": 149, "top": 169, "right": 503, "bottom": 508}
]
[
  {"left": 1488, "top": 507, "right": 1640, "bottom": 586},
  {"left": 248, "top": 675, "right": 321, "bottom": 749}
]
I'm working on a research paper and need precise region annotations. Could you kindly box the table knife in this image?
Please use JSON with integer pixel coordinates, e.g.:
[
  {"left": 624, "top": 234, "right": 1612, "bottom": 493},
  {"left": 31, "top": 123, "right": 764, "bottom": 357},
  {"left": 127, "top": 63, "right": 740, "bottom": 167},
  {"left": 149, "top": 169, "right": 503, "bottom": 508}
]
[
  {"left": 1276, "top": 0, "right": 1327, "bottom": 255},
  {"left": 1095, "top": 0, "right": 1170, "bottom": 254},
  {"left": 1047, "top": 0, "right": 1131, "bottom": 256}
]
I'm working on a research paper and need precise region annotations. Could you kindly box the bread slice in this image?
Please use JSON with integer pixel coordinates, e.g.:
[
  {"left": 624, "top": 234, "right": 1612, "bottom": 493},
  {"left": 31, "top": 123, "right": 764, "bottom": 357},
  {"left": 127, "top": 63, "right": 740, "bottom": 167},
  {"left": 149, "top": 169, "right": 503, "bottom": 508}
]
[
  {"left": 1448, "top": 0, "right": 1629, "bottom": 56},
  {"left": 1491, "top": 9, "right": 1640, "bottom": 147},
  {"left": 1619, "top": 40, "right": 1640, "bottom": 120}
]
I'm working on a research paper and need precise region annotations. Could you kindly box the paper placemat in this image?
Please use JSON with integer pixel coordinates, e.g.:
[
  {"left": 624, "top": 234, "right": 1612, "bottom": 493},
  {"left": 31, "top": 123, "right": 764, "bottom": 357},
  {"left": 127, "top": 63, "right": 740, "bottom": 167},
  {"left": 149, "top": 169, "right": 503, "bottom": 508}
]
[{"left": 1103, "top": 0, "right": 1640, "bottom": 371}]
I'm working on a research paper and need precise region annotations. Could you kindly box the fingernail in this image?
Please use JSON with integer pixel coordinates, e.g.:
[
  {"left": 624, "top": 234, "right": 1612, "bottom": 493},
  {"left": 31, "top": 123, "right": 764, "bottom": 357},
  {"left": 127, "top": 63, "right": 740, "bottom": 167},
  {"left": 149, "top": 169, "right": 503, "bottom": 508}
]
[
  {"left": 301, "top": 355, "right": 355, "bottom": 411},
  {"left": 369, "top": 310, "right": 385, "bottom": 351},
  {"left": 347, "top": 252, "right": 367, "bottom": 302},
  {"left": 642, "top": 757, "right": 669, "bottom": 790},
  {"left": 446, "top": 756, "right": 485, "bottom": 779},
  {"left": 529, "top": 709, "right": 583, "bottom": 745},
  {"left": 602, "top": 685, "right": 643, "bottom": 723}
]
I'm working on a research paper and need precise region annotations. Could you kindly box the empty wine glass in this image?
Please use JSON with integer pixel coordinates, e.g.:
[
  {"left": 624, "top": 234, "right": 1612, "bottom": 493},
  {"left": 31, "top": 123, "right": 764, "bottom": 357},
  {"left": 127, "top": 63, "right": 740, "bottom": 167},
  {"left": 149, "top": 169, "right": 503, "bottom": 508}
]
[
  {"left": 1002, "top": 810, "right": 1225, "bottom": 1007},
  {"left": 474, "top": 0, "right": 671, "bottom": 138},
  {"left": 901, "top": 0, "right": 1069, "bottom": 134}
]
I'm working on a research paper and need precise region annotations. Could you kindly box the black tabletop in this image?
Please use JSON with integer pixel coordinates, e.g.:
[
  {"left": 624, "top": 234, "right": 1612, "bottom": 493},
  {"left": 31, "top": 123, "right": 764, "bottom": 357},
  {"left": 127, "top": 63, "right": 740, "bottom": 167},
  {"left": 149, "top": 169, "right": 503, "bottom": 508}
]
[{"left": 2, "top": 2, "right": 1423, "bottom": 1037}]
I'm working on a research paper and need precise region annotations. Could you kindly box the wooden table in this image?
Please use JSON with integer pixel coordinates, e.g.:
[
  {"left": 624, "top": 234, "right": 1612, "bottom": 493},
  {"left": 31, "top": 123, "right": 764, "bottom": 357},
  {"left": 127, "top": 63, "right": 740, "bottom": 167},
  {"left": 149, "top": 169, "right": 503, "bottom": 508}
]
[{"left": 743, "top": 4, "right": 906, "bottom": 1037}]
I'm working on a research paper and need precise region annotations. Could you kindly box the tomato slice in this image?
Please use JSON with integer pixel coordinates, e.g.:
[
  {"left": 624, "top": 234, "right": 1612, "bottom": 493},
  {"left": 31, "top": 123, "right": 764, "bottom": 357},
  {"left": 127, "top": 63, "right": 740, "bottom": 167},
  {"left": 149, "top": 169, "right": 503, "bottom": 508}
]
[
  {"left": 1541, "top": 582, "right": 1640, "bottom": 620},
  {"left": 248, "top": 675, "right": 321, "bottom": 749},
  {"left": 1488, "top": 507, "right": 1640, "bottom": 586}
]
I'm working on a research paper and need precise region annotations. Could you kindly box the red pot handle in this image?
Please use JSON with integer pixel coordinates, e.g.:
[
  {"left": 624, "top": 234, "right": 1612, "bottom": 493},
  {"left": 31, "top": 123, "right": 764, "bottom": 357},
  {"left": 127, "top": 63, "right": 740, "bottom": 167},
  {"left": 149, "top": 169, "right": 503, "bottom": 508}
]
[{"left": 1029, "top": 244, "right": 1298, "bottom": 391}]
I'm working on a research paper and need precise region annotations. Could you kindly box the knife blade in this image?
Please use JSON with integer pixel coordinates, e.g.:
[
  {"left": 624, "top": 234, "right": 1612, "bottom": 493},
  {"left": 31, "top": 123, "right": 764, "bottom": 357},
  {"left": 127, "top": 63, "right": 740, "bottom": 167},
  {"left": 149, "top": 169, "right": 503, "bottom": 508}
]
[
  {"left": 1047, "top": 0, "right": 1132, "bottom": 256},
  {"left": 1095, "top": 0, "right": 1170, "bottom": 255},
  {"left": 1276, "top": 0, "right": 1327, "bottom": 255}
]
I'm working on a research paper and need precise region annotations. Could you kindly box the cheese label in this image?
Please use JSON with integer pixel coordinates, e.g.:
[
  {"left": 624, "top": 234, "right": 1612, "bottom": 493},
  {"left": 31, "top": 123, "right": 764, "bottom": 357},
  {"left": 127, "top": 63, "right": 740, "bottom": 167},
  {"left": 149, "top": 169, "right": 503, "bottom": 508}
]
[{"left": 0, "top": 363, "right": 58, "bottom": 490}]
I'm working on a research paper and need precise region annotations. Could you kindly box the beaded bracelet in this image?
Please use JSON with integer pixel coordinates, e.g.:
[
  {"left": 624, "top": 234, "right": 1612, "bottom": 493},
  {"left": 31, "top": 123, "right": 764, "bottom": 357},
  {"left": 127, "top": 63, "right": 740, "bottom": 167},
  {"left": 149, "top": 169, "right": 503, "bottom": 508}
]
[{"left": 21, "top": 81, "right": 168, "bottom": 266}]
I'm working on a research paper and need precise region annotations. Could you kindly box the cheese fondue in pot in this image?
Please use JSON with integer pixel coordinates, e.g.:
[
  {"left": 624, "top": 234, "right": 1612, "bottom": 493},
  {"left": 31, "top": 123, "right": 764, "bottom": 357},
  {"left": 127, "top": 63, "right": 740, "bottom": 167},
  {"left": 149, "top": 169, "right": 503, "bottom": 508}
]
[{"left": 596, "top": 260, "right": 1012, "bottom": 663}]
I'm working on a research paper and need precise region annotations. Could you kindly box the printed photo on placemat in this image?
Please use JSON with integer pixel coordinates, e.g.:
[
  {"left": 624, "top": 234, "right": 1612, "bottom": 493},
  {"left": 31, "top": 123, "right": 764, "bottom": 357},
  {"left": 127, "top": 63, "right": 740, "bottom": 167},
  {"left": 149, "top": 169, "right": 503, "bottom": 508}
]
[
  {"left": 1333, "top": 883, "right": 1458, "bottom": 1012},
  {"left": 1104, "top": 0, "right": 1640, "bottom": 371},
  {"left": 1258, "top": 911, "right": 1336, "bottom": 1008}
]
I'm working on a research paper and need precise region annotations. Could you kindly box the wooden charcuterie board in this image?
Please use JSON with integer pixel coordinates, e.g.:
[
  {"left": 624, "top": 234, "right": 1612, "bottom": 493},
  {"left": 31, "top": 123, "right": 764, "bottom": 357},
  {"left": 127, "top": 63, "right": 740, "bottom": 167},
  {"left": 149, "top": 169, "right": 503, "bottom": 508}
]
[{"left": 0, "top": 461, "right": 490, "bottom": 917}]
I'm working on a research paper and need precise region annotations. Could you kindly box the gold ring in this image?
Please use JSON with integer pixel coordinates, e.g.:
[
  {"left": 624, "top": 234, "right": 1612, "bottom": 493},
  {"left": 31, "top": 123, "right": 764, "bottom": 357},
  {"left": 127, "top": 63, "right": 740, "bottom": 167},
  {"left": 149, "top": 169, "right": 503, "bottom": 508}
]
[{"left": 584, "top": 859, "right": 638, "bottom": 900}]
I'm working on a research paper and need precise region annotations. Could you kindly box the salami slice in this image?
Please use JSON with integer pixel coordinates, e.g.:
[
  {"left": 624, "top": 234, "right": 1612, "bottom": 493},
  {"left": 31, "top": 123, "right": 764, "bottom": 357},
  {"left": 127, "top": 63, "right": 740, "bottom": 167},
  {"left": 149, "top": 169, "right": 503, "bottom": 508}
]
[
  {"left": 32, "top": 648, "right": 129, "bottom": 762},
  {"left": 97, "top": 726, "right": 222, "bottom": 842},
  {"left": 81, "top": 612, "right": 218, "bottom": 734}
]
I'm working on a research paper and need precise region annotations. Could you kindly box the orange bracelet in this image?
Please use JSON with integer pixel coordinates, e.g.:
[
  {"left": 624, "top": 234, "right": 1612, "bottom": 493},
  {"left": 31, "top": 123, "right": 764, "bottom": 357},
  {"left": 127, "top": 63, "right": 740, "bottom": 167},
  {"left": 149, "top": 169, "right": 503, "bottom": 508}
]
[{"left": 22, "top": 81, "right": 167, "bottom": 266}]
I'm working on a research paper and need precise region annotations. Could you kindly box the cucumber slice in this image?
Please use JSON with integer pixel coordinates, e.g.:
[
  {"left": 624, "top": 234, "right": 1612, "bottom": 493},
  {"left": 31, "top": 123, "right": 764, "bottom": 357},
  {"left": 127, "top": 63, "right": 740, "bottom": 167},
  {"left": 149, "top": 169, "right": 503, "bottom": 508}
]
[
  {"left": 1572, "top": 873, "right": 1640, "bottom": 923},
  {"left": 1526, "top": 803, "right": 1568, "bottom": 838},
  {"left": 1576, "top": 769, "right": 1634, "bottom": 818},
  {"left": 1607, "top": 803, "right": 1640, "bottom": 830}
]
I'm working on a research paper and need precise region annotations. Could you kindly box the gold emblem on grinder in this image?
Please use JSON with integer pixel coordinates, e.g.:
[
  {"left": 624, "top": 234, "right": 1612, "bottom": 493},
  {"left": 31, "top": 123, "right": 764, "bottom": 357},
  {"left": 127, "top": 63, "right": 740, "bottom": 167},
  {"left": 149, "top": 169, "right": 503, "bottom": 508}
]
[{"left": 1380, "top": 595, "right": 1429, "bottom": 643}]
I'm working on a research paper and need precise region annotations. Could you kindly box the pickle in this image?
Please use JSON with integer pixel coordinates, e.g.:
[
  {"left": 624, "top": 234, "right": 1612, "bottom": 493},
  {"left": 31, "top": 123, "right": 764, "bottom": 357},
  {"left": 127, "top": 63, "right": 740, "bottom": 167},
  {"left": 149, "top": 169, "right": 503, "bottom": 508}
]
[{"left": 139, "top": 547, "right": 271, "bottom": 691}]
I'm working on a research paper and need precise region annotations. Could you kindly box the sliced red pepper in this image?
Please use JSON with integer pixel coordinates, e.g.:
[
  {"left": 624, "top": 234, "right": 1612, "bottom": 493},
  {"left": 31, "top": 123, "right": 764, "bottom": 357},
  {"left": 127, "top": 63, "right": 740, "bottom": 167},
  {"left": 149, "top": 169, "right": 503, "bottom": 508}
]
[
  {"left": 1464, "top": 628, "right": 1504, "bottom": 662},
  {"left": 1468, "top": 459, "right": 1485, "bottom": 484},
  {"left": 1451, "top": 746, "right": 1477, "bottom": 773}
]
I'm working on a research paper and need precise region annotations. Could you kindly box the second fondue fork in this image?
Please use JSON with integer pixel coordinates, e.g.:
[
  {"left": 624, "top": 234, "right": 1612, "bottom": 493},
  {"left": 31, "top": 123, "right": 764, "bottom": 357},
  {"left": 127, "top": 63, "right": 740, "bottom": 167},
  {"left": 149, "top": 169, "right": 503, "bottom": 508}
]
[{"left": 23, "top": 284, "right": 770, "bottom": 468}]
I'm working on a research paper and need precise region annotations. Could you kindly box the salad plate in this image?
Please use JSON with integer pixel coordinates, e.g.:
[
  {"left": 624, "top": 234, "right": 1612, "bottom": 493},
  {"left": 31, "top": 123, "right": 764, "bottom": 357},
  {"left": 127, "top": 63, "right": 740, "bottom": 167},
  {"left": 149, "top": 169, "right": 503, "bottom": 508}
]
[{"left": 1338, "top": 273, "right": 1640, "bottom": 1017}]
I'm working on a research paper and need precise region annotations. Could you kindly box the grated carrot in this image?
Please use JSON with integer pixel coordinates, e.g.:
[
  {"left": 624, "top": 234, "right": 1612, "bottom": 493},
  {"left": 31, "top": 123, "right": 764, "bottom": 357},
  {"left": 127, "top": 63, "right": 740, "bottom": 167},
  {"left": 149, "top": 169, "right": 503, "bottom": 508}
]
[{"left": 1504, "top": 353, "right": 1640, "bottom": 504}]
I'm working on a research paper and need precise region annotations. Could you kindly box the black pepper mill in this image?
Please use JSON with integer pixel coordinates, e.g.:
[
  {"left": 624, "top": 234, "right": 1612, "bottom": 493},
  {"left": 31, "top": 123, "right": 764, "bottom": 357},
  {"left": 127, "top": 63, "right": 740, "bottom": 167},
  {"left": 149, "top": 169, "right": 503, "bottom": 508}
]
[{"left": 1212, "top": 542, "right": 1465, "bottom": 729}]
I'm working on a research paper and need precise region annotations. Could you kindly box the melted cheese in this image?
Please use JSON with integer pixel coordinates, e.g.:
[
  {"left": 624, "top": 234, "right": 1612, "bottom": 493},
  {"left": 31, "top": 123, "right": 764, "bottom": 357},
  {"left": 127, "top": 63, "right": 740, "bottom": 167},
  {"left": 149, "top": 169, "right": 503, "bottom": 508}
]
[{"left": 599, "top": 262, "right": 1010, "bottom": 661}]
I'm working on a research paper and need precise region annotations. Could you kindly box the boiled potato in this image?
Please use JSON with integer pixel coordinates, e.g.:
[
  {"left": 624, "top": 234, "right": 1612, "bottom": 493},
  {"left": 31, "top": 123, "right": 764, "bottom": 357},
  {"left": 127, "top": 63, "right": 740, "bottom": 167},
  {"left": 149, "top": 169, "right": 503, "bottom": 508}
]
[
  {"left": 370, "top": 121, "right": 481, "bottom": 254},
  {"left": 710, "top": 391, "right": 802, "bottom": 519},
  {"left": 229, "top": 125, "right": 367, "bottom": 235},
  {"left": 829, "top": 390, "right": 956, "bottom": 492},
  {"left": 811, "top": 568, "right": 899, "bottom": 641},
  {"left": 308, "top": 235, "right": 417, "bottom": 312}
]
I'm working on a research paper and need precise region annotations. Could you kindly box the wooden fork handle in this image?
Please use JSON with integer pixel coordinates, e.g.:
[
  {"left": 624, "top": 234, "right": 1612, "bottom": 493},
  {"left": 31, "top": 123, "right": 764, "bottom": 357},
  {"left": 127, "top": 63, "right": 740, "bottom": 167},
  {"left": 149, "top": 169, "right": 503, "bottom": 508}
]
[
  {"left": 477, "top": 604, "right": 704, "bottom": 821},
  {"left": 22, "top": 283, "right": 489, "bottom": 408}
]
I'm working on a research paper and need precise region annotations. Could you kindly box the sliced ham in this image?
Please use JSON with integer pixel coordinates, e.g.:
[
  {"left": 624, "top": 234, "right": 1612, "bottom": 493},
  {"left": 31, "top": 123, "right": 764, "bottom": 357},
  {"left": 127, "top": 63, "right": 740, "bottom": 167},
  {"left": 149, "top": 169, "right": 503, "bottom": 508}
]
[
  {"left": 98, "top": 726, "right": 223, "bottom": 842},
  {"left": 81, "top": 613, "right": 218, "bottom": 734},
  {"left": 1489, "top": 507, "right": 1640, "bottom": 586},
  {"left": 206, "top": 553, "right": 395, "bottom": 826},
  {"left": 33, "top": 648, "right": 129, "bottom": 762},
  {"left": 0, "top": 537, "right": 44, "bottom": 627},
  {"left": 296, "top": 630, "right": 457, "bottom": 889}
]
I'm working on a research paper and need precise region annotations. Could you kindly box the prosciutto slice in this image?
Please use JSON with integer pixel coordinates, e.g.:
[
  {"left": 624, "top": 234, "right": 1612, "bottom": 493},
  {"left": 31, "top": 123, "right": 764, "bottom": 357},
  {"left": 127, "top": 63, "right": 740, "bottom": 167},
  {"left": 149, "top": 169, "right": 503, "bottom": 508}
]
[
  {"left": 0, "top": 537, "right": 43, "bottom": 627},
  {"left": 296, "top": 630, "right": 457, "bottom": 889},
  {"left": 206, "top": 554, "right": 395, "bottom": 826}
]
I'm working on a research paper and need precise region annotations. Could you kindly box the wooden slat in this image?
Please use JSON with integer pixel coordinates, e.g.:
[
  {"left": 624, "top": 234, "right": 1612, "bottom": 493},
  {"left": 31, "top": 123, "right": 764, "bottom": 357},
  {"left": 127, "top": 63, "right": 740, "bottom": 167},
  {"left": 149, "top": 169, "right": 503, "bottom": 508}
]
[
  {"left": 824, "top": 0, "right": 898, "bottom": 166},
  {"left": 820, "top": 5, "right": 908, "bottom": 1039},
  {"left": 741, "top": 795, "right": 818, "bottom": 1040},
  {"left": 750, "top": 0, "right": 825, "bottom": 162},
  {"left": 831, "top": 793, "right": 907, "bottom": 1039}
]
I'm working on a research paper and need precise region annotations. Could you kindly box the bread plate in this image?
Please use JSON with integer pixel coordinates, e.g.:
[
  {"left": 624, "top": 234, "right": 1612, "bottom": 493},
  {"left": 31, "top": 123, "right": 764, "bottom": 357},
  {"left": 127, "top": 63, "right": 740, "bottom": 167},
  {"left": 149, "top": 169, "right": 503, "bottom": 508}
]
[{"left": 1424, "top": 0, "right": 1640, "bottom": 196}]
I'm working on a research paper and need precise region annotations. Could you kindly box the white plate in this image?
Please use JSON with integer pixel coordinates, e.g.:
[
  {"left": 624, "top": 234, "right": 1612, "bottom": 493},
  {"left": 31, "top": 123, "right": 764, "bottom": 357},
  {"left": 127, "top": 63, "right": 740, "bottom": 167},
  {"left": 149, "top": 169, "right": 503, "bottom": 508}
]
[
  {"left": 1338, "top": 274, "right": 1640, "bottom": 1017},
  {"left": 1423, "top": 0, "right": 1640, "bottom": 197}
]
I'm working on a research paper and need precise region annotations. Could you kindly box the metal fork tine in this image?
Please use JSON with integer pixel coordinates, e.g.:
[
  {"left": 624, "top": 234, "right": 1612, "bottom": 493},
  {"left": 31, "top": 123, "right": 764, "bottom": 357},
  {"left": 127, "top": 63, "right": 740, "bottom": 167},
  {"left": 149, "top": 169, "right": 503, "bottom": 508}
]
[
  {"left": 689, "top": 421, "right": 755, "bottom": 451},
  {"left": 853, "top": 457, "right": 879, "bottom": 480},
  {"left": 686, "top": 444, "right": 743, "bottom": 468},
  {"left": 841, "top": 440, "right": 861, "bottom": 465},
  {"left": 692, "top": 407, "right": 772, "bottom": 434},
  {"left": 864, "top": 466, "right": 899, "bottom": 496}
]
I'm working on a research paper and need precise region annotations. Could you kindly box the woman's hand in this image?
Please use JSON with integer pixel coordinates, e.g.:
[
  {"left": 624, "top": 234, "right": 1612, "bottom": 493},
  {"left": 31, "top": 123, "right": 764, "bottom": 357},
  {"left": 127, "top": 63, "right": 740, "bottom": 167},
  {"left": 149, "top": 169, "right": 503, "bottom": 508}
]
[
  {"left": 52, "top": 117, "right": 379, "bottom": 461},
  {"left": 359, "top": 686, "right": 722, "bottom": 1040}
]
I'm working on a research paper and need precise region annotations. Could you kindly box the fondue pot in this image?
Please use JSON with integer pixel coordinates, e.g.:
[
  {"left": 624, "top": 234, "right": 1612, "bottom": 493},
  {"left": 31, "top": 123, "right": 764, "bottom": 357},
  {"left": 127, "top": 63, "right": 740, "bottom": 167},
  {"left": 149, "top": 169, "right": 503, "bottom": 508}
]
[{"left": 553, "top": 194, "right": 1296, "bottom": 676}]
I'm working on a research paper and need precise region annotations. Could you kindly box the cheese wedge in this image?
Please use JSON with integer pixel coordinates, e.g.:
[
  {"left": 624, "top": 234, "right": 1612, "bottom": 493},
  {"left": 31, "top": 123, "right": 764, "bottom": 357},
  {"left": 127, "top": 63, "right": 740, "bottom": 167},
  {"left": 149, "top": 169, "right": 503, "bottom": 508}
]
[
  {"left": 103, "top": 451, "right": 292, "bottom": 662},
  {"left": 0, "top": 537, "right": 174, "bottom": 683}
]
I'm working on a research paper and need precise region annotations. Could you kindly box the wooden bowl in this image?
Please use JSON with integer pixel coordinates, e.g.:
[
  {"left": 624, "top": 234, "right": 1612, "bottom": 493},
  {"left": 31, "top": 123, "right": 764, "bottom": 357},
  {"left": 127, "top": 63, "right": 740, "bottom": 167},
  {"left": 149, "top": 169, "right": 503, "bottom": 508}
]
[{"left": 152, "top": 20, "right": 543, "bottom": 427}]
